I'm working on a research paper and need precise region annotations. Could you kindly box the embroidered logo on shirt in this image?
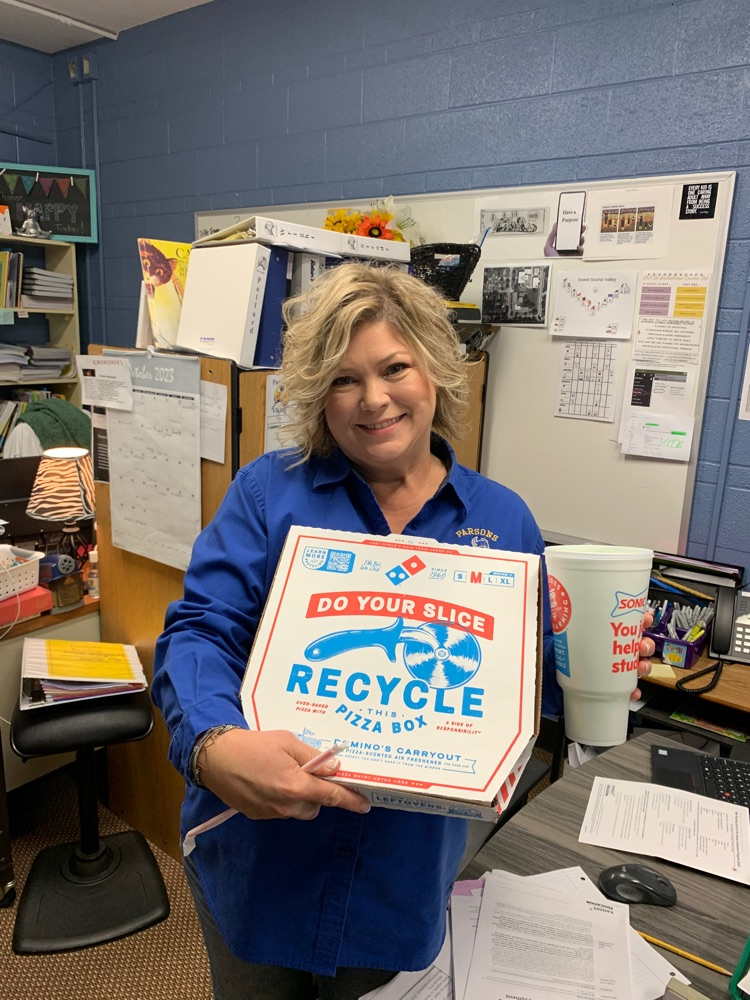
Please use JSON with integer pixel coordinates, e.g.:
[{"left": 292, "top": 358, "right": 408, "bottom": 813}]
[{"left": 455, "top": 527, "right": 499, "bottom": 546}]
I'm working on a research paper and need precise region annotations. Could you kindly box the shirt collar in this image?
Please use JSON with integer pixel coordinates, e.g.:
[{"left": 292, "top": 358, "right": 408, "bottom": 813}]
[{"left": 309, "top": 434, "right": 470, "bottom": 516}]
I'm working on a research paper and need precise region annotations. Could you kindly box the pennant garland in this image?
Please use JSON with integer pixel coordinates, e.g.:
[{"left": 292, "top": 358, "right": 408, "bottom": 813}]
[{"left": 0, "top": 171, "right": 88, "bottom": 199}]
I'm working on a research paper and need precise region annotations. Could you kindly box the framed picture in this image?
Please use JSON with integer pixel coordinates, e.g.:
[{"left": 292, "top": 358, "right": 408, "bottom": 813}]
[{"left": 0, "top": 162, "right": 97, "bottom": 243}]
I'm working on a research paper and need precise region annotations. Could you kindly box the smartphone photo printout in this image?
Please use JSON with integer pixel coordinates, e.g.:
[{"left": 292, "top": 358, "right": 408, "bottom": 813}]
[{"left": 555, "top": 190, "right": 587, "bottom": 254}]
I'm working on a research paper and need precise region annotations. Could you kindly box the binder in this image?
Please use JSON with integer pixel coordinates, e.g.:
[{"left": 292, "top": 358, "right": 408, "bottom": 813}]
[
  {"left": 176, "top": 242, "right": 271, "bottom": 368},
  {"left": 290, "top": 251, "right": 328, "bottom": 297},
  {"left": 253, "top": 246, "right": 290, "bottom": 369}
]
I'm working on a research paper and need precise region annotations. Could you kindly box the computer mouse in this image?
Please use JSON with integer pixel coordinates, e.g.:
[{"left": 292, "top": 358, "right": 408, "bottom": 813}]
[{"left": 597, "top": 863, "right": 677, "bottom": 906}]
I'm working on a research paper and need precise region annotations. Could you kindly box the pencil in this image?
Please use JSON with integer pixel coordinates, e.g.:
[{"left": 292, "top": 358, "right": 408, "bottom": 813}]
[
  {"left": 182, "top": 742, "right": 351, "bottom": 856},
  {"left": 637, "top": 931, "right": 732, "bottom": 976}
]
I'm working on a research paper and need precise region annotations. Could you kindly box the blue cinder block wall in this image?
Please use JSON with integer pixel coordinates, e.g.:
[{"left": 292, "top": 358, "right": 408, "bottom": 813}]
[{"left": 2, "top": 0, "right": 749, "bottom": 577}]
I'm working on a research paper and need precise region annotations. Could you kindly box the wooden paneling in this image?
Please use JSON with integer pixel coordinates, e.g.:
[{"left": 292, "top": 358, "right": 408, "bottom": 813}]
[
  {"left": 99, "top": 355, "right": 235, "bottom": 861},
  {"left": 448, "top": 351, "right": 487, "bottom": 472},
  {"left": 237, "top": 369, "right": 268, "bottom": 469}
]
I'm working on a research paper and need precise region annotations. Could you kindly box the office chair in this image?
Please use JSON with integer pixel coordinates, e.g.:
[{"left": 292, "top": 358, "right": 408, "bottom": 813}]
[{"left": 10, "top": 689, "right": 170, "bottom": 954}]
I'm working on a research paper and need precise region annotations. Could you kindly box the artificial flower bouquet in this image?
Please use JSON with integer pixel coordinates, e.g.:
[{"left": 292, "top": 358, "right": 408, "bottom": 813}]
[{"left": 324, "top": 196, "right": 423, "bottom": 246}]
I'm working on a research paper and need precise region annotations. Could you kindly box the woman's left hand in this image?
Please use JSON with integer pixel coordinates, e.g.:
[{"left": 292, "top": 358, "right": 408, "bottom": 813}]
[{"left": 631, "top": 611, "right": 655, "bottom": 700}]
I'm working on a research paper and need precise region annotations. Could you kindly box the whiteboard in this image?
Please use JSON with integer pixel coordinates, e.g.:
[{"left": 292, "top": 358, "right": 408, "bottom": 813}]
[{"left": 196, "top": 170, "right": 735, "bottom": 552}]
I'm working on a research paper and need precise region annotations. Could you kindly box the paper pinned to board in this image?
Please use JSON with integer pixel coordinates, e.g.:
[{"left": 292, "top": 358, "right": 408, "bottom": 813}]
[{"left": 621, "top": 413, "right": 694, "bottom": 460}]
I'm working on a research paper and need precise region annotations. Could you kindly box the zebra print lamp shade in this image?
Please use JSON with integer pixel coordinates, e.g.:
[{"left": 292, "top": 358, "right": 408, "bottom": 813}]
[{"left": 26, "top": 447, "right": 95, "bottom": 524}]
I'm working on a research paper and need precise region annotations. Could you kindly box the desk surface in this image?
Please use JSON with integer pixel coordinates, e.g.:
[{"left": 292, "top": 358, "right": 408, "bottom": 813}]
[
  {"left": 645, "top": 652, "right": 750, "bottom": 714},
  {"left": 461, "top": 733, "right": 749, "bottom": 1000}
]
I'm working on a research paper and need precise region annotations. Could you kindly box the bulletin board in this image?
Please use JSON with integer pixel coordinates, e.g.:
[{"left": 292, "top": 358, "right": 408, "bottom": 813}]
[
  {"left": 0, "top": 161, "right": 98, "bottom": 242},
  {"left": 195, "top": 170, "right": 736, "bottom": 553}
]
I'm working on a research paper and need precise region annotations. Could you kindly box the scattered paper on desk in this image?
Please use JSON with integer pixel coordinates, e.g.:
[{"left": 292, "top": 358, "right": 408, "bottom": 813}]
[
  {"left": 580, "top": 776, "right": 750, "bottom": 884},
  {"left": 524, "top": 867, "right": 690, "bottom": 1000},
  {"left": 77, "top": 355, "right": 134, "bottom": 410},
  {"left": 450, "top": 879, "right": 484, "bottom": 1000},
  {"left": 621, "top": 413, "right": 694, "bottom": 461},
  {"left": 464, "top": 867, "right": 633, "bottom": 1000},
  {"left": 647, "top": 661, "right": 676, "bottom": 681}
]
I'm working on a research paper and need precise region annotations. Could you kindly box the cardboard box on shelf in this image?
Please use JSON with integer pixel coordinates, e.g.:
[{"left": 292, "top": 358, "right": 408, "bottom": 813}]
[{"left": 240, "top": 527, "right": 542, "bottom": 820}]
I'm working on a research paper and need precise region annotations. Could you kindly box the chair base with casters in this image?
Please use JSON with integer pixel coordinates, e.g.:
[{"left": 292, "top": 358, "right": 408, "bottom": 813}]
[{"left": 10, "top": 689, "right": 170, "bottom": 954}]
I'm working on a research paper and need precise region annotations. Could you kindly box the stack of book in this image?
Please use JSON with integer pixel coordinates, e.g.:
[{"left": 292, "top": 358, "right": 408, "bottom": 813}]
[
  {"left": 19, "top": 266, "right": 74, "bottom": 311},
  {"left": 18, "top": 343, "right": 73, "bottom": 381},
  {"left": 20, "top": 637, "right": 148, "bottom": 710},
  {"left": 0, "top": 248, "right": 23, "bottom": 308},
  {"left": 0, "top": 343, "right": 31, "bottom": 383}
]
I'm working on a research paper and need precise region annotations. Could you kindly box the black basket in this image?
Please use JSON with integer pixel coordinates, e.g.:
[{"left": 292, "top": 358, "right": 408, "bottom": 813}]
[{"left": 410, "top": 243, "right": 482, "bottom": 301}]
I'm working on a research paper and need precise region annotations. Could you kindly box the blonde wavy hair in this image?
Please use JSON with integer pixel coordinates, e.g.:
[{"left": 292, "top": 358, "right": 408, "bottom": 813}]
[{"left": 278, "top": 262, "right": 471, "bottom": 461}]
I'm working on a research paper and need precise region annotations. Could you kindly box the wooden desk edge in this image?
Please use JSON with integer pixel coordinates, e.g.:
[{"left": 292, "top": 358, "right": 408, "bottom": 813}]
[{"left": 2, "top": 596, "right": 100, "bottom": 642}]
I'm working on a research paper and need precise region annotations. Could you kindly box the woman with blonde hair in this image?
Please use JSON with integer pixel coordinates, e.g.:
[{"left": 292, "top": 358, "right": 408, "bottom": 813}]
[{"left": 153, "top": 262, "right": 651, "bottom": 1000}]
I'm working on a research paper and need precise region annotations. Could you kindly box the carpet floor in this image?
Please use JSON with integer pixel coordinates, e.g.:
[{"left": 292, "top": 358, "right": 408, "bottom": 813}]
[
  {"left": 0, "top": 749, "right": 554, "bottom": 1000},
  {"left": 0, "top": 764, "right": 212, "bottom": 1000}
]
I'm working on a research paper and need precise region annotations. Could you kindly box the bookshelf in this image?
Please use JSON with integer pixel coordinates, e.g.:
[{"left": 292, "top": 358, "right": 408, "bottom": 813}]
[{"left": 0, "top": 233, "right": 81, "bottom": 408}]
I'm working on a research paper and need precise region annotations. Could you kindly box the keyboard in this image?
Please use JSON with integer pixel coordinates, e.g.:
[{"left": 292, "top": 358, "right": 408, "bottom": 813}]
[{"left": 701, "top": 754, "right": 750, "bottom": 807}]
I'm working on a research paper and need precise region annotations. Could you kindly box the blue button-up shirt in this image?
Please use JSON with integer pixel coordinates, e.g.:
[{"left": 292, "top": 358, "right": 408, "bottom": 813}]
[{"left": 152, "top": 439, "right": 561, "bottom": 975}]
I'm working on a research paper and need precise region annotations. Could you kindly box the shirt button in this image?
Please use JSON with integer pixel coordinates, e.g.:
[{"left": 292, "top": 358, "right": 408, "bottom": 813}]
[{"left": 340, "top": 846, "right": 354, "bottom": 858}]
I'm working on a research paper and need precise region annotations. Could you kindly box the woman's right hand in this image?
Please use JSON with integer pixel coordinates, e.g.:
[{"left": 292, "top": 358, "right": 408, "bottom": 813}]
[{"left": 197, "top": 728, "right": 371, "bottom": 821}]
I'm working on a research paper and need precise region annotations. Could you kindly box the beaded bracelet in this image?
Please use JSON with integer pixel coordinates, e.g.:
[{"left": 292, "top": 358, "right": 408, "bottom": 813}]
[{"left": 189, "top": 724, "right": 244, "bottom": 788}]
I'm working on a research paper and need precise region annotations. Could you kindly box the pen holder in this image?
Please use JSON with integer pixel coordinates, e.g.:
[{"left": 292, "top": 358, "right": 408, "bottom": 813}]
[{"left": 644, "top": 621, "right": 711, "bottom": 670}]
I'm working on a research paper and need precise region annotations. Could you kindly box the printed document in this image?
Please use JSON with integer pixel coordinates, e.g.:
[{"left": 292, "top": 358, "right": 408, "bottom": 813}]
[
  {"left": 463, "top": 868, "right": 632, "bottom": 1000},
  {"left": 580, "top": 777, "right": 750, "bottom": 884},
  {"left": 620, "top": 413, "right": 694, "bottom": 461}
]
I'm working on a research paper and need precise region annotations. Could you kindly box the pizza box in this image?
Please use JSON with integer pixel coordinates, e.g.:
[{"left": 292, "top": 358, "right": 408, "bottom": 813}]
[{"left": 240, "top": 527, "right": 543, "bottom": 820}]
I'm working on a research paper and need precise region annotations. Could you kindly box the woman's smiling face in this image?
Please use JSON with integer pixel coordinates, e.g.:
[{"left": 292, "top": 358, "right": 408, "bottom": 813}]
[{"left": 324, "top": 319, "right": 437, "bottom": 480}]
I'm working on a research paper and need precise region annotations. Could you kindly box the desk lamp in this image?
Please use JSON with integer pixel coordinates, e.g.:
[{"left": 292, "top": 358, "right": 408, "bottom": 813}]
[{"left": 26, "top": 447, "right": 95, "bottom": 573}]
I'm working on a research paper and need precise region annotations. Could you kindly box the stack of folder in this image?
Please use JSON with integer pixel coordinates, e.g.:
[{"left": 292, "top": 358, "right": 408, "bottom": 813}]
[{"left": 19, "top": 266, "right": 74, "bottom": 311}]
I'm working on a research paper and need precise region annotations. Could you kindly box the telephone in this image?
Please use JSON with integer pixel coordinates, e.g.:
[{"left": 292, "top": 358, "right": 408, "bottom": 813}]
[{"left": 727, "top": 589, "right": 750, "bottom": 665}]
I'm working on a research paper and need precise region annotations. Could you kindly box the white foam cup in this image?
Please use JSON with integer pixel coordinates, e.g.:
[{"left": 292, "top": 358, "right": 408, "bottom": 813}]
[{"left": 544, "top": 544, "right": 653, "bottom": 746}]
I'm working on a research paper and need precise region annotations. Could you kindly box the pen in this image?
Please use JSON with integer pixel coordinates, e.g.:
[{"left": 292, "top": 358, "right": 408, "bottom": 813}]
[
  {"left": 182, "top": 741, "right": 351, "bottom": 856},
  {"left": 637, "top": 932, "right": 731, "bottom": 976}
]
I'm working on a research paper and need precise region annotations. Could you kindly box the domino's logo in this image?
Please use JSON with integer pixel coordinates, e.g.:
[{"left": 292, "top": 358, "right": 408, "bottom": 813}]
[{"left": 385, "top": 555, "right": 426, "bottom": 586}]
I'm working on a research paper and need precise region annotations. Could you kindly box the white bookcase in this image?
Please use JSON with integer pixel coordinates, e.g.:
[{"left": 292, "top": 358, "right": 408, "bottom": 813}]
[{"left": 1, "top": 233, "right": 81, "bottom": 407}]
